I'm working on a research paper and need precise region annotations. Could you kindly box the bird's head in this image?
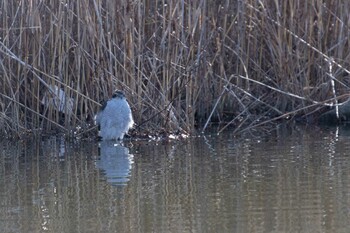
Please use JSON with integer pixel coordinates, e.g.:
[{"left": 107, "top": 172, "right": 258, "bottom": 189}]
[{"left": 112, "top": 90, "right": 125, "bottom": 99}]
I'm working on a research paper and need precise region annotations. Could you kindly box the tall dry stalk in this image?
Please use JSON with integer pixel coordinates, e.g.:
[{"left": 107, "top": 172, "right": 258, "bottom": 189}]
[{"left": 1, "top": 0, "right": 350, "bottom": 138}]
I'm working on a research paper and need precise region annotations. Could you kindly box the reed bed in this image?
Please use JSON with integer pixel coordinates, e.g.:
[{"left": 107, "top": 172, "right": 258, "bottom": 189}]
[{"left": 1, "top": 0, "right": 350, "bottom": 138}]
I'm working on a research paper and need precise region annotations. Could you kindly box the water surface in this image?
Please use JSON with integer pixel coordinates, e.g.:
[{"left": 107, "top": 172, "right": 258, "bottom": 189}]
[{"left": 1, "top": 125, "right": 350, "bottom": 232}]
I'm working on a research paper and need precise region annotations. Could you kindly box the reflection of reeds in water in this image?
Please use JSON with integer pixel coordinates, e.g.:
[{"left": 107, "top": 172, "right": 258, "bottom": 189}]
[{"left": 1, "top": 1, "right": 350, "bottom": 137}]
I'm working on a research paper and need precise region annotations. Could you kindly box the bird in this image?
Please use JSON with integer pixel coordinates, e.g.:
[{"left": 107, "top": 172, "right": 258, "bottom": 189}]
[{"left": 95, "top": 90, "right": 134, "bottom": 140}]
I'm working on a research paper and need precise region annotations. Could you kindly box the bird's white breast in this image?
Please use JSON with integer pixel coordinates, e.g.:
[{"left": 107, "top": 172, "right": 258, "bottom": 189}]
[{"left": 95, "top": 97, "right": 134, "bottom": 140}]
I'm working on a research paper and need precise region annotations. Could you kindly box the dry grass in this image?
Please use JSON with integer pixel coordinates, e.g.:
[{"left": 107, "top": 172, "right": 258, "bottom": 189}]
[{"left": 1, "top": 0, "right": 350, "bottom": 138}]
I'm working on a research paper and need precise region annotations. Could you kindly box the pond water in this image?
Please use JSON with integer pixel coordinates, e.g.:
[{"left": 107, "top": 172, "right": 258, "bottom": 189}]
[{"left": 1, "top": 125, "right": 350, "bottom": 233}]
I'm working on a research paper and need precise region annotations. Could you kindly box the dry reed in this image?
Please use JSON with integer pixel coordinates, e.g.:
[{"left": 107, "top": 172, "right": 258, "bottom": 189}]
[{"left": 1, "top": 0, "right": 350, "bottom": 138}]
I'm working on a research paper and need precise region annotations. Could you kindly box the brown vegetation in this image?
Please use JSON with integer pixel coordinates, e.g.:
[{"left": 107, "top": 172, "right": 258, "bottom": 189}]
[{"left": 1, "top": 0, "right": 350, "bottom": 138}]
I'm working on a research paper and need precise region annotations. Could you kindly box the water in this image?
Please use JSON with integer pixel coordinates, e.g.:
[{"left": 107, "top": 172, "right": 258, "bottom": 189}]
[{"left": 1, "top": 125, "right": 350, "bottom": 233}]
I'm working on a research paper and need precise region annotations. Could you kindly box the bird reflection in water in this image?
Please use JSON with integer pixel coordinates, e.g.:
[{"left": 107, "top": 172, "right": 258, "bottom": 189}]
[{"left": 95, "top": 141, "right": 134, "bottom": 186}]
